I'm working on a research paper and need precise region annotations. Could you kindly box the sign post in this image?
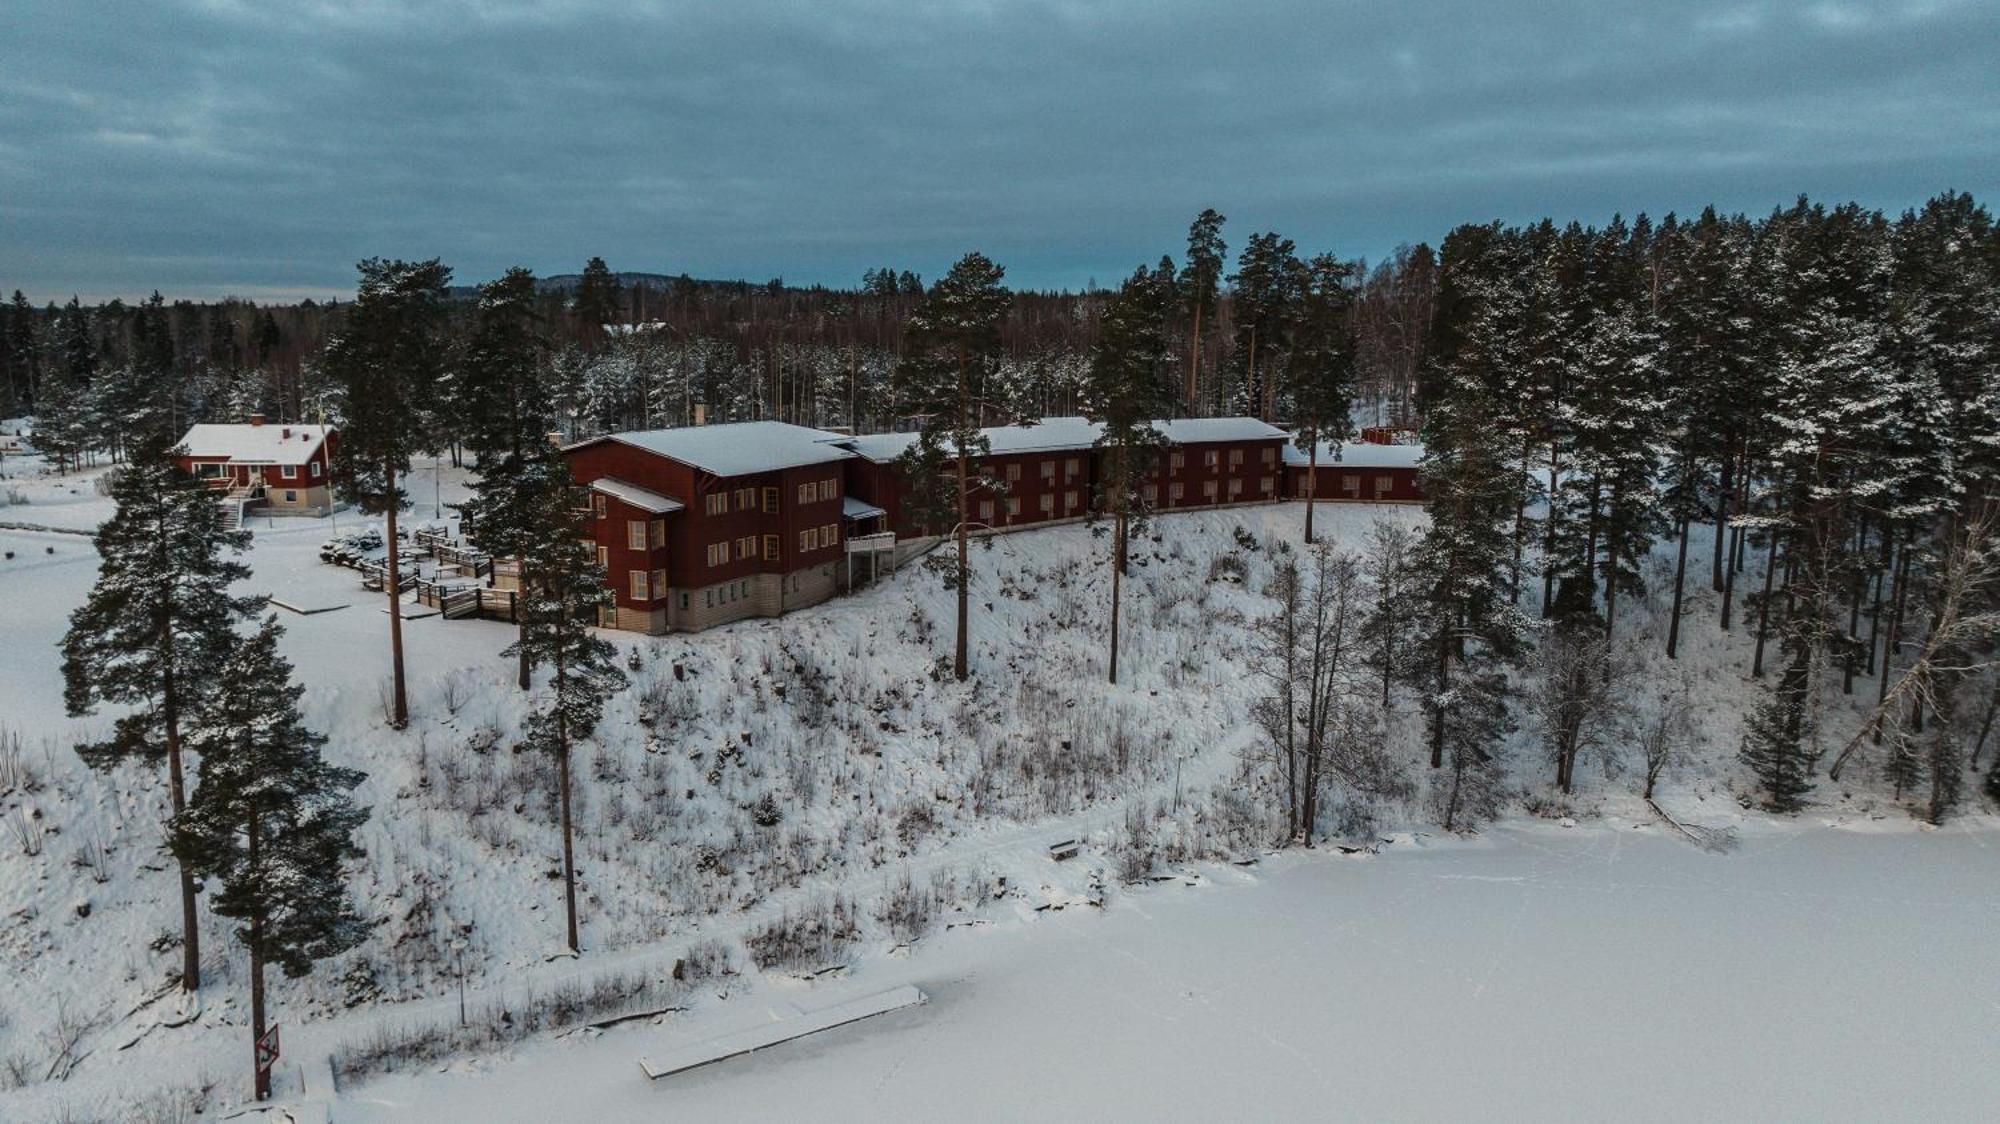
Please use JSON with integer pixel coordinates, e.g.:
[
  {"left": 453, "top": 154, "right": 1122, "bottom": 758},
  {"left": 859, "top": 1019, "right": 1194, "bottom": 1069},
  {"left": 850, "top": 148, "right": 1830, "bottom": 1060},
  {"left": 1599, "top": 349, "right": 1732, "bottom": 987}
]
[{"left": 255, "top": 1023, "right": 281, "bottom": 1099}]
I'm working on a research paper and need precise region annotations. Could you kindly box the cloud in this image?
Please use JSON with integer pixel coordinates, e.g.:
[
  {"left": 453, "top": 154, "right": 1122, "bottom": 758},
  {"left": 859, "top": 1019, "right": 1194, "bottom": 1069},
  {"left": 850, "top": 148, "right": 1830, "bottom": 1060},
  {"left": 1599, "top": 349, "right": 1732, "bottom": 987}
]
[{"left": 2, "top": 0, "right": 1995, "bottom": 301}]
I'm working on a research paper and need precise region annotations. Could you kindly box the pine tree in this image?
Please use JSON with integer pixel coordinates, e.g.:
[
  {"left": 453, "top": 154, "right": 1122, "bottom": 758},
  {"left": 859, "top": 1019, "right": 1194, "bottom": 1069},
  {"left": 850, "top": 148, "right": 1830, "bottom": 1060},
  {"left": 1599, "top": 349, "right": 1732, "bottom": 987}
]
[
  {"left": 892, "top": 251, "right": 1014, "bottom": 681},
  {"left": 1083, "top": 263, "right": 1177, "bottom": 683},
  {"left": 456, "top": 268, "right": 551, "bottom": 690},
  {"left": 1182, "top": 209, "right": 1227, "bottom": 412},
  {"left": 173, "top": 618, "right": 368, "bottom": 1100},
  {"left": 1738, "top": 654, "right": 1815, "bottom": 812},
  {"left": 1228, "top": 232, "right": 1301, "bottom": 420},
  {"left": 504, "top": 443, "right": 627, "bottom": 953},
  {"left": 61, "top": 443, "right": 258, "bottom": 992},
  {"left": 574, "top": 257, "right": 623, "bottom": 351},
  {"left": 322, "top": 258, "right": 452, "bottom": 728},
  {"left": 1287, "top": 252, "right": 1359, "bottom": 544}
]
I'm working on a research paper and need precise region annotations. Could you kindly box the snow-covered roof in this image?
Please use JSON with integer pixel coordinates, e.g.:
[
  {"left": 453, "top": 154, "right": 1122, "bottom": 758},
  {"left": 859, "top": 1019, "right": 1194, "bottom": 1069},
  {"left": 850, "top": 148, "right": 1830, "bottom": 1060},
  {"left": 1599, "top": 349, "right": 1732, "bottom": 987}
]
[
  {"left": 579, "top": 421, "right": 856, "bottom": 477},
  {"left": 1283, "top": 440, "right": 1426, "bottom": 469},
  {"left": 177, "top": 423, "right": 333, "bottom": 465},
  {"left": 1151, "top": 418, "right": 1290, "bottom": 444},
  {"left": 842, "top": 496, "right": 887, "bottom": 520},
  {"left": 841, "top": 416, "right": 1288, "bottom": 464},
  {"left": 591, "top": 477, "right": 685, "bottom": 514}
]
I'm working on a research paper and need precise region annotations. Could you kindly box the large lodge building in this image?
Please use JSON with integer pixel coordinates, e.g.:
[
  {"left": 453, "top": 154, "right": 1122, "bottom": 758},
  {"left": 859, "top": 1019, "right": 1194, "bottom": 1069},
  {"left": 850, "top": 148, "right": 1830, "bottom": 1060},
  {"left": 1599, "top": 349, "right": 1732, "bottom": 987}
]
[{"left": 561, "top": 417, "right": 1424, "bottom": 635}]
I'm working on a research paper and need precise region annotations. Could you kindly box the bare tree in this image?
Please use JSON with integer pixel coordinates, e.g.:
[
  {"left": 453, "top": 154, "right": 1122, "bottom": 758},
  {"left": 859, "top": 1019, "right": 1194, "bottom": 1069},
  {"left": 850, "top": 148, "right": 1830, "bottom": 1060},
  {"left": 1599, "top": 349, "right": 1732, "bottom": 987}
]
[
  {"left": 1638, "top": 672, "right": 1696, "bottom": 800},
  {"left": 1535, "top": 622, "right": 1615, "bottom": 795}
]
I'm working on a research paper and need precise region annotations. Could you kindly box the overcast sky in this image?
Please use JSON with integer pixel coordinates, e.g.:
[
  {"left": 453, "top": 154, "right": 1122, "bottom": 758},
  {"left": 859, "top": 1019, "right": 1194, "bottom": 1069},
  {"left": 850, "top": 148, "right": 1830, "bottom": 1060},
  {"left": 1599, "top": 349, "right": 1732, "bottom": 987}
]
[{"left": 3, "top": 0, "right": 1996, "bottom": 303}]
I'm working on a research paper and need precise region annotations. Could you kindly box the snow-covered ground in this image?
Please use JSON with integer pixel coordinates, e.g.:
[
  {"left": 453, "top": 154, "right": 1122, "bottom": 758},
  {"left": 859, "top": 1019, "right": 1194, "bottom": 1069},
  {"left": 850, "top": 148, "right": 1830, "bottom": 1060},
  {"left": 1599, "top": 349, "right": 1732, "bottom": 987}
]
[
  {"left": 2, "top": 448, "right": 1991, "bottom": 1120},
  {"left": 341, "top": 818, "right": 2000, "bottom": 1122}
]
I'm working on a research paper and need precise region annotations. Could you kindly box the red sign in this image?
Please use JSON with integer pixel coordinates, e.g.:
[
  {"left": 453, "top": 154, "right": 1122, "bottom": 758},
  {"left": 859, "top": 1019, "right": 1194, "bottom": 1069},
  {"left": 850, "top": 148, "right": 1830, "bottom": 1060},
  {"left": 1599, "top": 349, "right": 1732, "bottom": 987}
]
[{"left": 256, "top": 1024, "right": 281, "bottom": 1074}]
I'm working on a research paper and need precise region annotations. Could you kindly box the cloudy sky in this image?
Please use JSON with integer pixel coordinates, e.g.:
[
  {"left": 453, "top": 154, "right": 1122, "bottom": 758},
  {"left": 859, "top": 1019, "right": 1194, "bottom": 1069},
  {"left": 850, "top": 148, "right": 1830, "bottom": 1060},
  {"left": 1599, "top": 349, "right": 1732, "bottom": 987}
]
[{"left": 3, "top": 0, "right": 1996, "bottom": 302}]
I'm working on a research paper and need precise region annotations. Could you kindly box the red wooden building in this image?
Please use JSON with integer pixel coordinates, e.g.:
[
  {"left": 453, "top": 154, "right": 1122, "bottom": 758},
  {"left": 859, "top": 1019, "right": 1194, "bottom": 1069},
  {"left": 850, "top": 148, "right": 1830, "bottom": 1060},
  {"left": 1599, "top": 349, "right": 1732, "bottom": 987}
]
[
  {"left": 1283, "top": 437, "right": 1425, "bottom": 503},
  {"left": 176, "top": 416, "right": 340, "bottom": 516},
  {"left": 561, "top": 421, "right": 860, "bottom": 633}
]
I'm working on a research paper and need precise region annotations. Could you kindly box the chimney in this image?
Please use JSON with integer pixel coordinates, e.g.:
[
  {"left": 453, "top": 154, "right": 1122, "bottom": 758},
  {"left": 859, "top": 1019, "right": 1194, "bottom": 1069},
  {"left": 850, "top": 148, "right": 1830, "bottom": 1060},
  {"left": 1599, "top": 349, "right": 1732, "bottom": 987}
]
[
  {"left": 282, "top": 426, "right": 292, "bottom": 439},
  {"left": 248, "top": 413, "right": 266, "bottom": 427}
]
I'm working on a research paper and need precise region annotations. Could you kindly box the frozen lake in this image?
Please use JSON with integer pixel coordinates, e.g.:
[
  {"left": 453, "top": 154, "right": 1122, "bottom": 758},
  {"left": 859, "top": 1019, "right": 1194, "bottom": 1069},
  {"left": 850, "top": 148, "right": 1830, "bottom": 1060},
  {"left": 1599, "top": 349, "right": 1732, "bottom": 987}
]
[{"left": 340, "top": 818, "right": 2000, "bottom": 1122}]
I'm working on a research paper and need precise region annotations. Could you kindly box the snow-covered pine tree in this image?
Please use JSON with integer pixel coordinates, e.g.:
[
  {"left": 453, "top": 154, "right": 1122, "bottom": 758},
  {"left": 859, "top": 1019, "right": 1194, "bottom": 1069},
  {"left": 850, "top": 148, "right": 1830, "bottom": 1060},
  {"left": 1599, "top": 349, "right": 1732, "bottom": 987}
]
[
  {"left": 1228, "top": 232, "right": 1301, "bottom": 420},
  {"left": 1287, "top": 252, "right": 1359, "bottom": 545},
  {"left": 456, "top": 267, "right": 553, "bottom": 690},
  {"left": 892, "top": 251, "right": 1014, "bottom": 681},
  {"left": 1083, "top": 262, "right": 1176, "bottom": 683},
  {"left": 504, "top": 441, "right": 627, "bottom": 954},
  {"left": 35, "top": 297, "right": 98, "bottom": 472},
  {"left": 61, "top": 439, "right": 258, "bottom": 992},
  {"left": 173, "top": 618, "right": 368, "bottom": 1101},
  {"left": 573, "top": 256, "right": 623, "bottom": 352},
  {"left": 321, "top": 258, "right": 453, "bottom": 728},
  {"left": 1182, "top": 209, "right": 1227, "bottom": 413},
  {"left": 1409, "top": 225, "right": 1528, "bottom": 824}
]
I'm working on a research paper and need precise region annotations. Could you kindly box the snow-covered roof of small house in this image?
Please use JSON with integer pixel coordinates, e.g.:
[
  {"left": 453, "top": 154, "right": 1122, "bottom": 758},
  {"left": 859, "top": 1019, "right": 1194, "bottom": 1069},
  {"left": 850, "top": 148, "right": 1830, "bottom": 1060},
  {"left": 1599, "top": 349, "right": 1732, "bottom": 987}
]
[
  {"left": 842, "top": 496, "right": 887, "bottom": 520},
  {"left": 577, "top": 421, "right": 856, "bottom": 477},
  {"left": 1151, "top": 418, "right": 1290, "bottom": 444},
  {"left": 1283, "top": 439, "right": 1426, "bottom": 469},
  {"left": 590, "top": 477, "right": 685, "bottom": 514},
  {"left": 176, "top": 423, "right": 333, "bottom": 465}
]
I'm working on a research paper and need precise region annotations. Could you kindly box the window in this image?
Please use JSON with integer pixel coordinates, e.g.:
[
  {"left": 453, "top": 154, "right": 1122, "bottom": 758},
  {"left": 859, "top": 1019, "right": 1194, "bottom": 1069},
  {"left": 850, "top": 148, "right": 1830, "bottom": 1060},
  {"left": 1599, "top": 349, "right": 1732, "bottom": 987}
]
[
  {"left": 763, "top": 534, "right": 779, "bottom": 560},
  {"left": 1065, "top": 458, "right": 1080, "bottom": 479},
  {"left": 650, "top": 520, "right": 666, "bottom": 549},
  {"left": 1038, "top": 494, "right": 1054, "bottom": 515},
  {"left": 1228, "top": 449, "right": 1243, "bottom": 468},
  {"left": 1142, "top": 484, "right": 1158, "bottom": 504},
  {"left": 762, "top": 487, "right": 779, "bottom": 513},
  {"left": 281, "top": 464, "right": 298, "bottom": 480},
  {"left": 1377, "top": 475, "right": 1393, "bottom": 497},
  {"left": 680, "top": 592, "right": 689, "bottom": 610},
  {"left": 651, "top": 568, "right": 666, "bottom": 594},
  {"left": 705, "top": 492, "right": 728, "bottom": 516},
  {"left": 596, "top": 546, "right": 610, "bottom": 570},
  {"left": 1343, "top": 473, "right": 1361, "bottom": 496},
  {"left": 705, "top": 590, "right": 714, "bottom": 608},
  {"left": 1260, "top": 475, "right": 1275, "bottom": 493},
  {"left": 1064, "top": 490, "right": 1078, "bottom": 511},
  {"left": 823, "top": 523, "right": 837, "bottom": 546},
  {"left": 1039, "top": 461, "right": 1054, "bottom": 479},
  {"left": 1261, "top": 447, "right": 1276, "bottom": 465},
  {"left": 1205, "top": 450, "right": 1221, "bottom": 468},
  {"left": 627, "top": 520, "right": 648, "bottom": 550},
  {"left": 1169, "top": 482, "right": 1184, "bottom": 501},
  {"left": 629, "top": 571, "right": 649, "bottom": 600},
  {"left": 593, "top": 494, "right": 608, "bottom": 518},
  {"left": 798, "top": 482, "right": 813, "bottom": 505},
  {"left": 800, "top": 528, "right": 817, "bottom": 552},
  {"left": 1005, "top": 497, "right": 1021, "bottom": 517},
  {"left": 283, "top": 490, "right": 297, "bottom": 503},
  {"left": 1006, "top": 463, "right": 1021, "bottom": 482},
  {"left": 1228, "top": 478, "right": 1243, "bottom": 498},
  {"left": 1170, "top": 452, "right": 1185, "bottom": 470},
  {"left": 1204, "top": 480, "right": 1219, "bottom": 499},
  {"left": 706, "top": 542, "right": 728, "bottom": 567},
  {"left": 310, "top": 461, "right": 323, "bottom": 478},
  {"left": 979, "top": 500, "right": 994, "bottom": 523},
  {"left": 737, "top": 535, "right": 756, "bottom": 559}
]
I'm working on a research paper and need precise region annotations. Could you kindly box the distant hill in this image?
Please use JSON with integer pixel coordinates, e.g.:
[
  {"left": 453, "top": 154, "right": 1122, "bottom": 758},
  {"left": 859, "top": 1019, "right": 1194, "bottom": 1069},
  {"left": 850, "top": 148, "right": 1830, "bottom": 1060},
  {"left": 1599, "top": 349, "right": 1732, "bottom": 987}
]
[{"left": 445, "top": 271, "right": 799, "bottom": 300}]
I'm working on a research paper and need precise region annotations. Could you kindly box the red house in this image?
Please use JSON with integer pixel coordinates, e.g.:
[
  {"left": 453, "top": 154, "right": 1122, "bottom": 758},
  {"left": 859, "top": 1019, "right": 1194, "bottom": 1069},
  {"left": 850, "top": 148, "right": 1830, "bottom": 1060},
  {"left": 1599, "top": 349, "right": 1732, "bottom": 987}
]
[
  {"left": 1284, "top": 438, "right": 1425, "bottom": 503},
  {"left": 175, "top": 416, "right": 339, "bottom": 516},
  {"left": 560, "top": 421, "right": 860, "bottom": 633}
]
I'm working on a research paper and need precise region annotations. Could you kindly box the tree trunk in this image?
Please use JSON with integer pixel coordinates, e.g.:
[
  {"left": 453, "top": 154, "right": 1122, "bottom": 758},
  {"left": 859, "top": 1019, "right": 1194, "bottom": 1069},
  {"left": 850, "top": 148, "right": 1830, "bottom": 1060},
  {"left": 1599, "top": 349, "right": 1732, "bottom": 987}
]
[
  {"left": 1666, "top": 516, "right": 1690, "bottom": 659},
  {"left": 954, "top": 347, "right": 971, "bottom": 682},
  {"left": 160, "top": 642, "right": 201, "bottom": 993},
  {"left": 385, "top": 461, "right": 409, "bottom": 727},
  {"left": 1509, "top": 433, "right": 1531, "bottom": 604},
  {"left": 1429, "top": 629, "right": 1449, "bottom": 770},
  {"left": 1304, "top": 443, "right": 1317, "bottom": 544},
  {"left": 1109, "top": 507, "right": 1124, "bottom": 685},
  {"left": 558, "top": 672, "right": 580, "bottom": 954},
  {"left": 1712, "top": 448, "right": 1733, "bottom": 592},
  {"left": 248, "top": 807, "right": 270, "bottom": 1101},
  {"left": 1186, "top": 306, "right": 1202, "bottom": 411},
  {"left": 1870, "top": 540, "right": 1911, "bottom": 746},
  {"left": 1543, "top": 445, "right": 1560, "bottom": 612},
  {"left": 1751, "top": 530, "right": 1780, "bottom": 679}
]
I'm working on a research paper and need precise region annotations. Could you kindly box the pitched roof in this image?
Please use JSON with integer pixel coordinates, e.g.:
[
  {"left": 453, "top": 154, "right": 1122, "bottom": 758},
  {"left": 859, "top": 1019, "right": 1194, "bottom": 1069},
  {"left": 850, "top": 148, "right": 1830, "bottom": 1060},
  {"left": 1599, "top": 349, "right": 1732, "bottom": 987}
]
[
  {"left": 590, "top": 477, "right": 685, "bottom": 514},
  {"left": 575, "top": 421, "right": 856, "bottom": 477},
  {"left": 176, "top": 423, "right": 333, "bottom": 465},
  {"left": 1283, "top": 439, "right": 1426, "bottom": 469},
  {"left": 1151, "top": 417, "right": 1290, "bottom": 444}
]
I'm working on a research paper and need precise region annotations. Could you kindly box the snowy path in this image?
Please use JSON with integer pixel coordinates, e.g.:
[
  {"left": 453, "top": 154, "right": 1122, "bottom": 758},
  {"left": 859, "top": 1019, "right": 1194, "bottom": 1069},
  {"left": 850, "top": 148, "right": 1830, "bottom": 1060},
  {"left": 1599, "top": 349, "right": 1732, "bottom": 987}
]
[{"left": 336, "top": 819, "right": 2000, "bottom": 1122}]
